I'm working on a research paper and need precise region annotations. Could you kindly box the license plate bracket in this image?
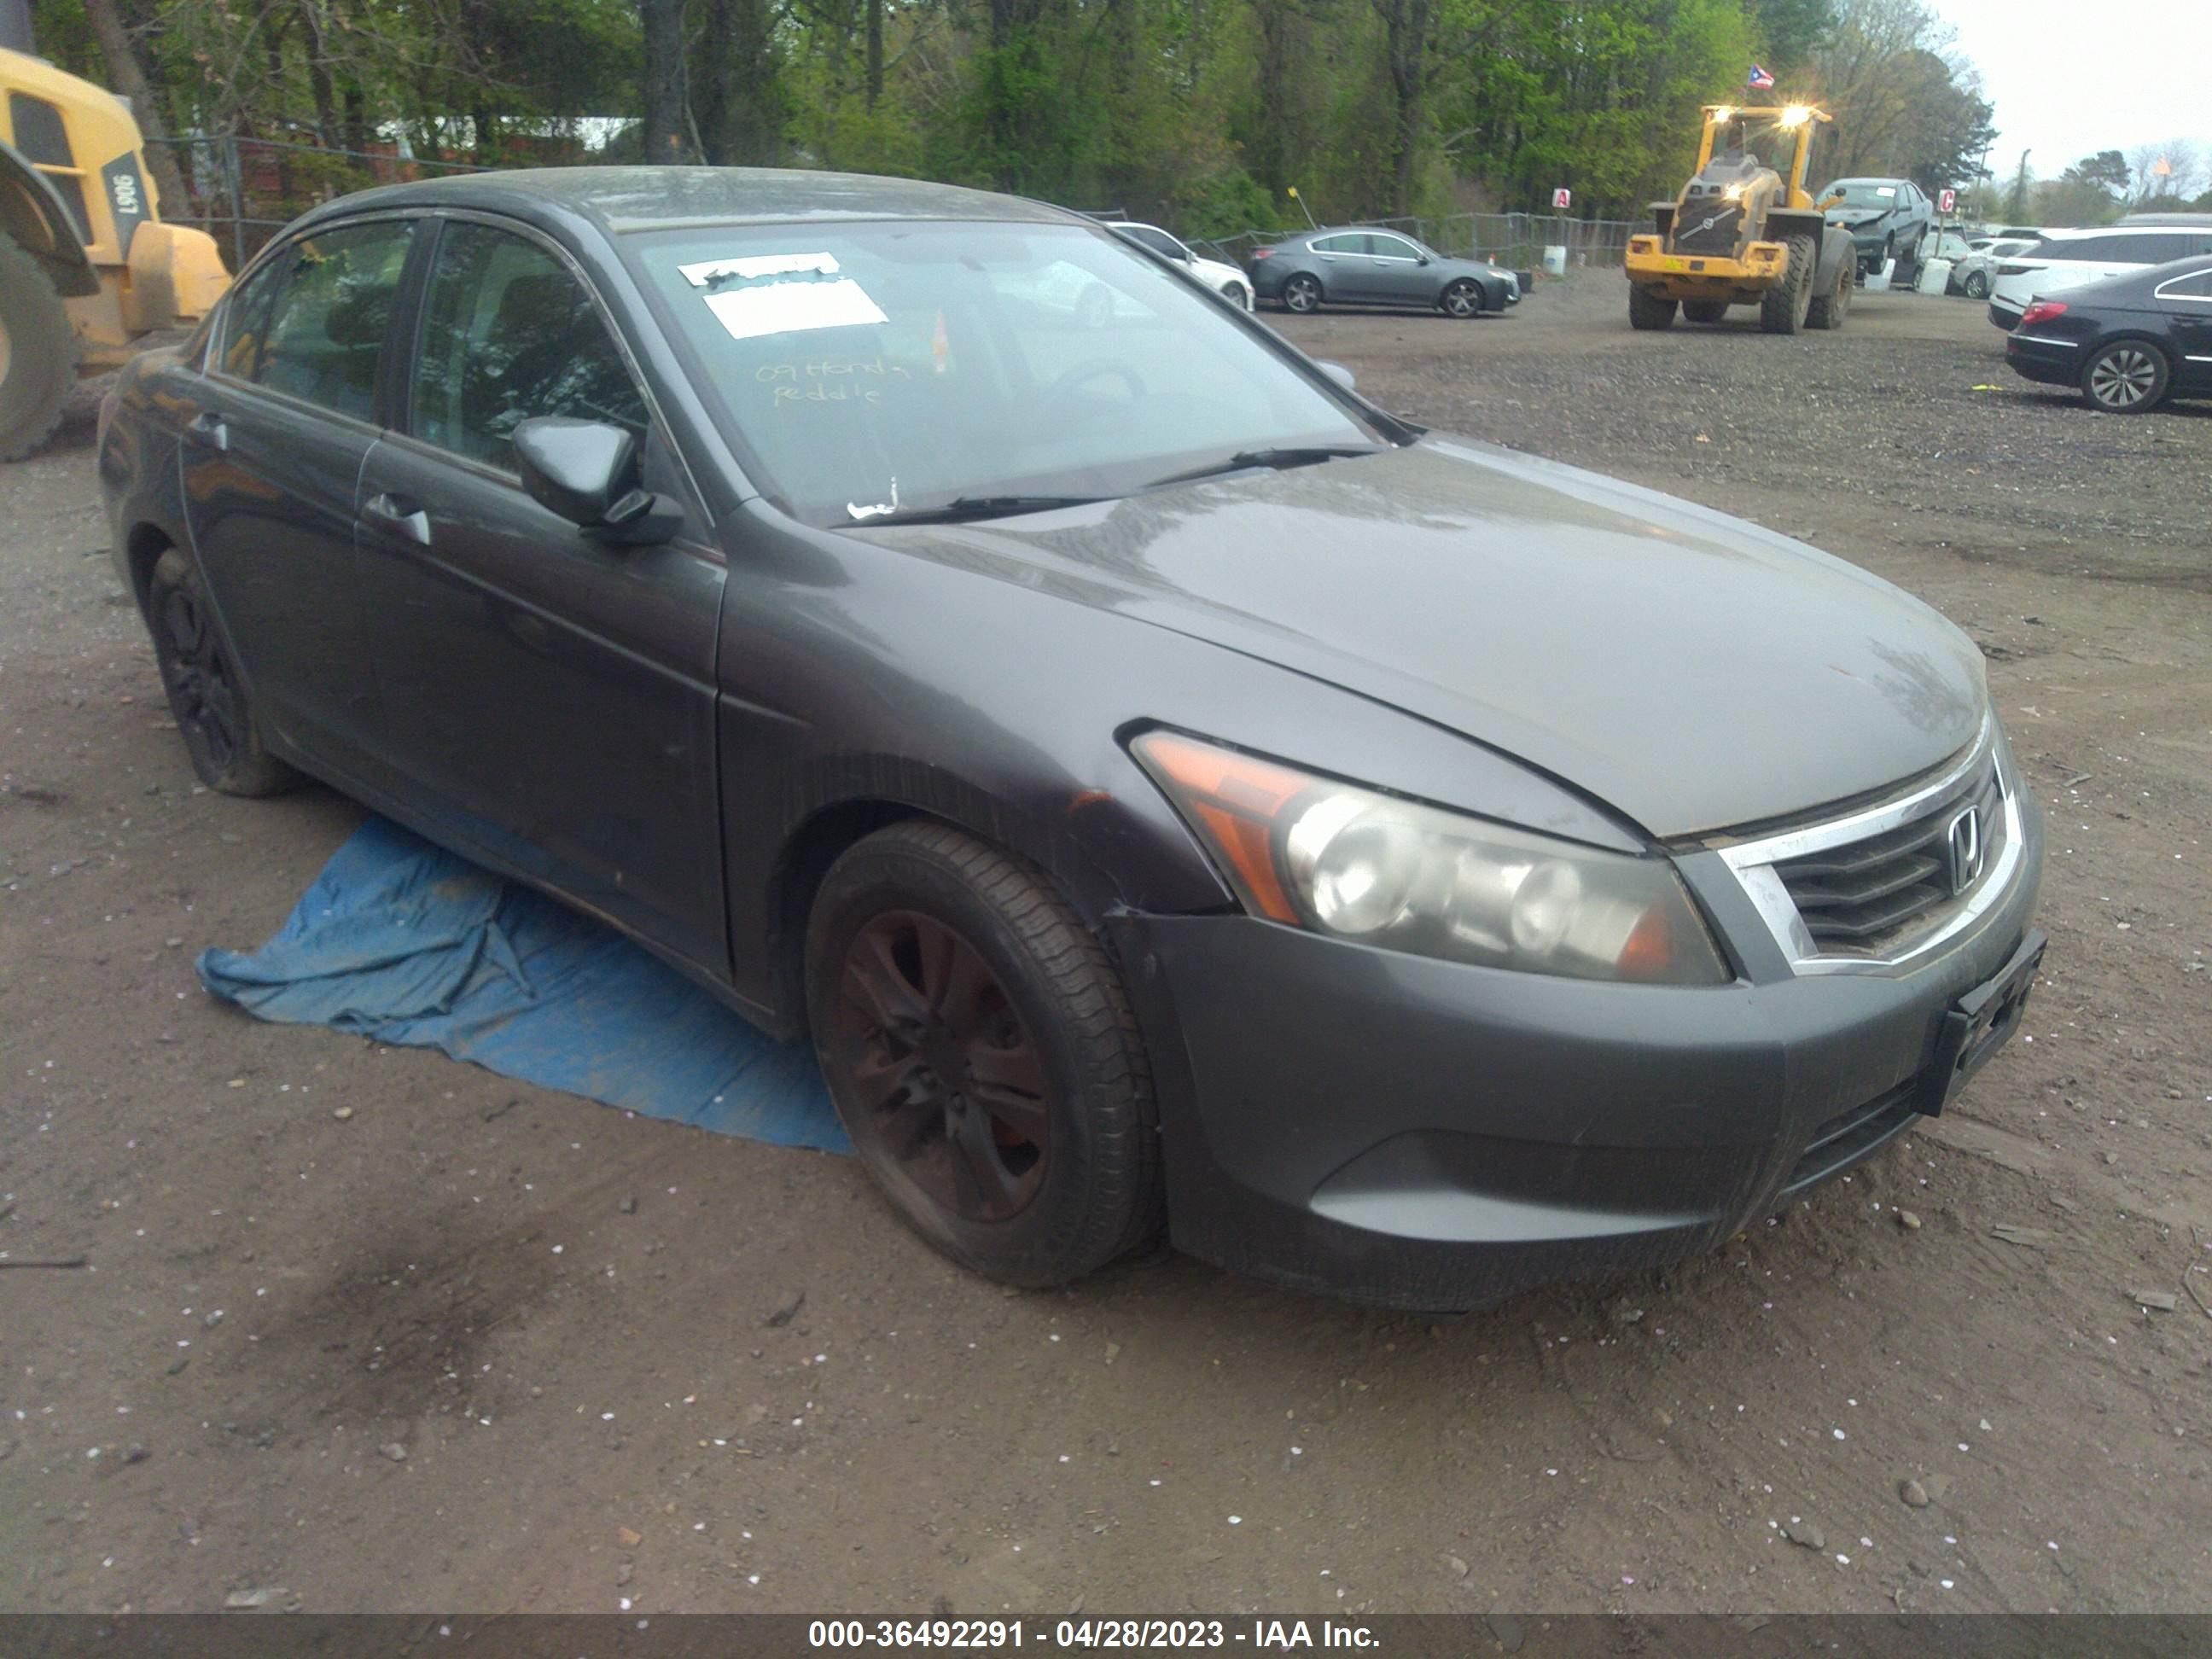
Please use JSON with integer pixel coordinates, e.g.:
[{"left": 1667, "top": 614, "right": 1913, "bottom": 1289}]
[{"left": 1914, "top": 928, "right": 2046, "bottom": 1117}]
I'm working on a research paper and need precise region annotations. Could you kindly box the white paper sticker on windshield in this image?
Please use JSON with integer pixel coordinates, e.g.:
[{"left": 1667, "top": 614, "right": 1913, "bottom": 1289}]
[
  {"left": 1874, "top": 186, "right": 1896, "bottom": 197},
  {"left": 678, "top": 252, "right": 889, "bottom": 341}
]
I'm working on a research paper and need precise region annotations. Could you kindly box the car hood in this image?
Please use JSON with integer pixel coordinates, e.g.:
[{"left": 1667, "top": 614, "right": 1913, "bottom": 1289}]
[{"left": 867, "top": 440, "right": 1986, "bottom": 839}]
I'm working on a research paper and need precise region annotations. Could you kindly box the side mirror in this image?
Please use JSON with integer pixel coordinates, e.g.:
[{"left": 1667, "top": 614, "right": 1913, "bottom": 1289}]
[
  {"left": 1416, "top": 253, "right": 1431, "bottom": 265},
  {"left": 1317, "top": 360, "right": 1356, "bottom": 392},
  {"left": 513, "top": 417, "right": 678, "bottom": 544}
]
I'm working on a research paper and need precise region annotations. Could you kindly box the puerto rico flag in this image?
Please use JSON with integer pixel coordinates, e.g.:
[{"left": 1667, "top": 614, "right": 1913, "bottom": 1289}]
[{"left": 1747, "top": 65, "right": 1776, "bottom": 88}]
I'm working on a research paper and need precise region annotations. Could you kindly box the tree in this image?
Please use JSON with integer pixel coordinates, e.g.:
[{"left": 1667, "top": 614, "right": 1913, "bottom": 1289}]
[
  {"left": 640, "top": 0, "right": 688, "bottom": 163},
  {"left": 2005, "top": 149, "right": 2031, "bottom": 223},
  {"left": 77, "top": 0, "right": 192, "bottom": 211},
  {"left": 2125, "top": 140, "right": 2203, "bottom": 207}
]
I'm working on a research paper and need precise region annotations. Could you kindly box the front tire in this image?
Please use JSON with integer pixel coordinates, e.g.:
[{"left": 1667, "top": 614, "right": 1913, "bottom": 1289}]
[
  {"left": 1964, "top": 269, "right": 1989, "bottom": 300},
  {"left": 806, "top": 821, "right": 1161, "bottom": 1288},
  {"left": 0, "top": 233, "right": 79, "bottom": 463},
  {"left": 1760, "top": 236, "right": 1816, "bottom": 334},
  {"left": 1627, "top": 285, "right": 1677, "bottom": 330},
  {"left": 1807, "top": 254, "right": 1853, "bottom": 330},
  {"left": 1440, "top": 279, "right": 1482, "bottom": 319},
  {"left": 2081, "top": 341, "right": 2170, "bottom": 413},
  {"left": 1281, "top": 273, "right": 1322, "bottom": 314},
  {"left": 1221, "top": 282, "right": 1250, "bottom": 311},
  {"left": 145, "top": 549, "right": 298, "bottom": 796}
]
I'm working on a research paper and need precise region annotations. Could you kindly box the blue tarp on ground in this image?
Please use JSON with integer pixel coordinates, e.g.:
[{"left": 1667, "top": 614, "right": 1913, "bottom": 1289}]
[{"left": 197, "top": 816, "right": 851, "bottom": 1153}]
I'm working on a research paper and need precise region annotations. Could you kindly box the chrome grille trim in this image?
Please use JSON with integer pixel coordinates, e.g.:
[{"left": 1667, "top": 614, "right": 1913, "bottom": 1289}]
[{"left": 1714, "top": 713, "right": 2024, "bottom": 977}]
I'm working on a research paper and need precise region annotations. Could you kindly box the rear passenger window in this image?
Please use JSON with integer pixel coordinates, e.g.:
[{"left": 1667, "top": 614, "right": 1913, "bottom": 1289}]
[
  {"left": 215, "top": 257, "right": 285, "bottom": 379},
  {"left": 2122, "top": 234, "right": 2194, "bottom": 264},
  {"left": 410, "top": 224, "right": 648, "bottom": 471},
  {"left": 253, "top": 221, "right": 415, "bottom": 422}
]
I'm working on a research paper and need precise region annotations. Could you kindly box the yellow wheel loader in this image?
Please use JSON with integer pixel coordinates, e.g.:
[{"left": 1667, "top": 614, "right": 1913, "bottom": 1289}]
[
  {"left": 1623, "top": 103, "right": 1857, "bottom": 336},
  {"left": 3, "top": 44, "right": 231, "bottom": 459}
]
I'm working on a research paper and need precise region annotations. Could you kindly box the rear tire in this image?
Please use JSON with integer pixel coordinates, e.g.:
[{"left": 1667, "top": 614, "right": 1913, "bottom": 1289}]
[
  {"left": 1282, "top": 273, "right": 1322, "bottom": 314},
  {"left": 1680, "top": 300, "right": 1729, "bottom": 323},
  {"left": 1627, "top": 285, "right": 1678, "bottom": 330},
  {"left": 1807, "top": 255, "right": 1853, "bottom": 330},
  {"left": 2080, "top": 341, "right": 2170, "bottom": 414},
  {"left": 1963, "top": 269, "right": 1989, "bottom": 300},
  {"left": 145, "top": 549, "right": 299, "bottom": 796},
  {"left": 0, "top": 234, "right": 79, "bottom": 463},
  {"left": 1760, "top": 236, "right": 1816, "bottom": 335},
  {"left": 806, "top": 821, "right": 1162, "bottom": 1288}
]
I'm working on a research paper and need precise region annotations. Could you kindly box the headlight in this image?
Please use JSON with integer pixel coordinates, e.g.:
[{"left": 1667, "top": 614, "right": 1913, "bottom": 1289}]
[{"left": 1132, "top": 731, "right": 1731, "bottom": 986}]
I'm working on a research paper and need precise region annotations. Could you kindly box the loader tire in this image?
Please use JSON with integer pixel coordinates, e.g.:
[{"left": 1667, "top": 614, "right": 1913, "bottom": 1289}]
[
  {"left": 1681, "top": 300, "right": 1729, "bottom": 323},
  {"left": 1760, "top": 235, "right": 1816, "bottom": 335},
  {"left": 1807, "top": 253, "right": 1853, "bottom": 330},
  {"left": 1627, "top": 284, "right": 1677, "bottom": 330},
  {"left": 0, "top": 235, "right": 79, "bottom": 463}
]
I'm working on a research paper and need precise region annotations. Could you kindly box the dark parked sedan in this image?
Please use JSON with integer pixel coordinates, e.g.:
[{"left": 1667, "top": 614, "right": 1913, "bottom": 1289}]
[
  {"left": 2004, "top": 254, "right": 2212, "bottom": 413},
  {"left": 1247, "top": 226, "right": 1516, "bottom": 317},
  {"left": 98, "top": 167, "right": 2044, "bottom": 1311}
]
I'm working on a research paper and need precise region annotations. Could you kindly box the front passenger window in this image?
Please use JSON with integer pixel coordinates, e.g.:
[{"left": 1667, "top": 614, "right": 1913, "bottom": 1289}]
[{"left": 411, "top": 224, "right": 648, "bottom": 470}]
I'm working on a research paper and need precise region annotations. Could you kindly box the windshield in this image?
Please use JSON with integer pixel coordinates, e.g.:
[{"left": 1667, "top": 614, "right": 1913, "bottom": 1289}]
[
  {"left": 1824, "top": 181, "right": 1901, "bottom": 208},
  {"left": 631, "top": 220, "right": 1379, "bottom": 525}
]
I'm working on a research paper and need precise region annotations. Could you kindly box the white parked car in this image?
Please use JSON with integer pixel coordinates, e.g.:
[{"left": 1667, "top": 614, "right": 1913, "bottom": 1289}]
[
  {"left": 1108, "top": 221, "right": 1256, "bottom": 311},
  {"left": 1988, "top": 218, "right": 2212, "bottom": 328},
  {"left": 1948, "top": 236, "right": 2038, "bottom": 300}
]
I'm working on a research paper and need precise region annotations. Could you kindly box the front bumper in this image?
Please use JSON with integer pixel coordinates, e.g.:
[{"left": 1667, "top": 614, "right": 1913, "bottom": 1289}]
[{"left": 1117, "top": 790, "right": 2045, "bottom": 1311}]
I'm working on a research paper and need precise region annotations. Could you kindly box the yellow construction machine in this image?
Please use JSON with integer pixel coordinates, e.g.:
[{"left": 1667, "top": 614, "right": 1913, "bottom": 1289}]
[
  {"left": 1623, "top": 103, "right": 1857, "bottom": 335},
  {"left": 3, "top": 41, "right": 231, "bottom": 458}
]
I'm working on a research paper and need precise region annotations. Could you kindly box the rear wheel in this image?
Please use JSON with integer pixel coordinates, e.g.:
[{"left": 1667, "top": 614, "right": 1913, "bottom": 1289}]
[
  {"left": 806, "top": 821, "right": 1161, "bottom": 1288},
  {"left": 1282, "top": 273, "right": 1322, "bottom": 314},
  {"left": 1760, "top": 236, "right": 1816, "bottom": 335},
  {"left": 1963, "top": 269, "right": 1989, "bottom": 300},
  {"left": 1627, "top": 285, "right": 1677, "bottom": 330},
  {"left": 1807, "top": 254, "right": 1853, "bottom": 330},
  {"left": 1681, "top": 300, "right": 1729, "bottom": 323},
  {"left": 1440, "top": 279, "right": 1483, "bottom": 319},
  {"left": 145, "top": 549, "right": 298, "bottom": 795},
  {"left": 0, "top": 234, "right": 79, "bottom": 463},
  {"left": 2080, "top": 341, "right": 2169, "bottom": 413}
]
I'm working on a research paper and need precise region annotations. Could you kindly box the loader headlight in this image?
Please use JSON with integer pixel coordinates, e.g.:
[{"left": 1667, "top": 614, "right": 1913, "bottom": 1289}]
[
  {"left": 1132, "top": 730, "right": 1732, "bottom": 986},
  {"left": 1779, "top": 105, "right": 1813, "bottom": 128}
]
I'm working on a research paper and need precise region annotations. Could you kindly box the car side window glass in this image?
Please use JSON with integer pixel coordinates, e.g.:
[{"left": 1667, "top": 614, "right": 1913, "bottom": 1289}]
[
  {"left": 411, "top": 223, "right": 649, "bottom": 471},
  {"left": 2161, "top": 270, "right": 2212, "bottom": 299},
  {"left": 2131, "top": 235, "right": 2192, "bottom": 264},
  {"left": 216, "top": 255, "right": 288, "bottom": 381},
  {"left": 252, "top": 221, "right": 414, "bottom": 422},
  {"left": 1372, "top": 236, "right": 1417, "bottom": 260},
  {"left": 1131, "top": 227, "right": 1182, "bottom": 260}
]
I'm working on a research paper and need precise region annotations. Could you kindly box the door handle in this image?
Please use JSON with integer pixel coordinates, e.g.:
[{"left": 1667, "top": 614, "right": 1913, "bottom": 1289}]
[
  {"left": 183, "top": 411, "right": 229, "bottom": 452},
  {"left": 363, "top": 492, "right": 432, "bottom": 547}
]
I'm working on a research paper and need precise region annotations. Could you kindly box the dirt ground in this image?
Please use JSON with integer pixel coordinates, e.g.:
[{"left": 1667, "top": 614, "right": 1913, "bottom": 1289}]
[{"left": 3, "top": 273, "right": 2209, "bottom": 1619}]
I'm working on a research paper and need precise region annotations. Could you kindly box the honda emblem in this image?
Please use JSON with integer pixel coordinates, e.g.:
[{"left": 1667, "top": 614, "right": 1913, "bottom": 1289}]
[{"left": 1945, "top": 806, "right": 1985, "bottom": 896}]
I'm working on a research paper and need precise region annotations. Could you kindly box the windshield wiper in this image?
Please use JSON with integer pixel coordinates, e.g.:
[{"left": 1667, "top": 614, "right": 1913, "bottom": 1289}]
[
  {"left": 1144, "top": 445, "right": 1387, "bottom": 490},
  {"left": 843, "top": 493, "right": 1110, "bottom": 527}
]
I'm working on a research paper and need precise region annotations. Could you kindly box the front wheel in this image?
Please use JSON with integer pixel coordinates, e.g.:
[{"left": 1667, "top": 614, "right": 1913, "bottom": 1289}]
[
  {"left": 1221, "top": 281, "right": 1250, "bottom": 311},
  {"left": 1963, "top": 270, "right": 1989, "bottom": 300},
  {"left": 1281, "top": 273, "right": 1322, "bottom": 314},
  {"left": 145, "top": 549, "right": 298, "bottom": 795},
  {"left": 0, "top": 233, "right": 79, "bottom": 463},
  {"left": 1760, "top": 236, "right": 1816, "bottom": 334},
  {"left": 806, "top": 821, "right": 1161, "bottom": 1288},
  {"left": 1807, "top": 255, "right": 1853, "bottom": 330},
  {"left": 1440, "top": 279, "right": 1483, "bottom": 319},
  {"left": 2081, "top": 341, "right": 2170, "bottom": 413},
  {"left": 1627, "top": 285, "right": 1677, "bottom": 330}
]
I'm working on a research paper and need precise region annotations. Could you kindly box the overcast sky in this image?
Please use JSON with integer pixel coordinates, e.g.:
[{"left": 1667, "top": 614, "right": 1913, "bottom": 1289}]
[{"left": 1931, "top": 0, "right": 2212, "bottom": 184}]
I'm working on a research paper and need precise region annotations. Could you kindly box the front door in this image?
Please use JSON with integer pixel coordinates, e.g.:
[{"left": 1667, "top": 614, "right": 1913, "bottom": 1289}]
[
  {"left": 178, "top": 218, "right": 416, "bottom": 777},
  {"left": 352, "top": 218, "right": 731, "bottom": 976},
  {"left": 1365, "top": 232, "right": 1436, "bottom": 304}
]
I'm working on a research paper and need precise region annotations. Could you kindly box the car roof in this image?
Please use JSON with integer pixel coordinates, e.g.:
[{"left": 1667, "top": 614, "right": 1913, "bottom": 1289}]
[
  {"left": 2117, "top": 212, "right": 2212, "bottom": 226},
  {"left": 2044, "top": 218, "right": 2212, "bottom": 242},
  {"left": 287, "top": 166, "right": 1079, "bottom": 239}
]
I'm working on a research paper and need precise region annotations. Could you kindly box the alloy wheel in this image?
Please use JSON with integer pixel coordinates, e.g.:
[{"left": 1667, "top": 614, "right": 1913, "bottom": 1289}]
[
  {"left": 2088, "top": 347, "right": 2158, "bottom": 410},
  {"left": 1441, "top": 282, "right": 1480, "bottom": 318},
  {"left": 827, "top": 910, "right": 1051, "bottom": 1225},
  {"left": 156, "top": 580, "right": 243, "bottom": 773},
  {"left": 1284, "top": 276, "right": 1319, "bottom": 313}
]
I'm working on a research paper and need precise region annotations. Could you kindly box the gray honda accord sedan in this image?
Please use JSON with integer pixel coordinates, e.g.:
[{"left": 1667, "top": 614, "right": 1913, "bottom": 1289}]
[{"left": 96, "top": 167, "right": 2044, "bottom": 1309}]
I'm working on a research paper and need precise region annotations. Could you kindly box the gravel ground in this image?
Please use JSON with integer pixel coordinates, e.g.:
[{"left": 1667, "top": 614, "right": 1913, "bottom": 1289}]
[{"left": 3, "top": 274, "right": 2209, "bottom": 1618}]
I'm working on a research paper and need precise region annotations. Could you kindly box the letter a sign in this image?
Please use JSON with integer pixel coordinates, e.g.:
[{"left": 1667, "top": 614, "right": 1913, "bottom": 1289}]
[{"left": 1552, "top": 188, "right": 1572, "bottom": 210}]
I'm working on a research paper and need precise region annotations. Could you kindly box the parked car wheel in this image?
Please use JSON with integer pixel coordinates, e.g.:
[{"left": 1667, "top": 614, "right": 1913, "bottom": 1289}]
[
  {"left": 1627, "top": 286, "right": 1677, "bottom": 330},
  {"left": 805, "top": 820, "right": 1161, "bottom": 1287},
  {"left": 2080, "top": 341, "right": 2170, "bottom": 414},
  {"left": 1220, "top": 281, "right": 1249, "bottom": 310},
  {"left": 1681, "top": 300, "right": 1729, "bottom": 323},
  {"left": 1440, "top": 279, "right": 1483, "bottom": 319},
  {"left": 1963, "top": 269, "right": 1989, "bottom": 300},
  {"left": 145, "top": 548, "right": 298, "bottom": 796},
  {"left": 1281, "top": 274, "right": 1323, "bottom": 314}
]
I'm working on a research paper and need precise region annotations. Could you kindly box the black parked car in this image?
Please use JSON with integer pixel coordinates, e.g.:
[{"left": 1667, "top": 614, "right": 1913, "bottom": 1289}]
[
  {"left": 98, "top": 168, "right": 2043, "bottom": 1311},
  {"left": 1819, "top": 177, "right": 1935, "bottom": 274},
  {"left": 1247, "top": 226, "right": 1516, "bottom": 317},
  {"left": 2004, "top": 253, "right": 2212, "bottom": 413}
]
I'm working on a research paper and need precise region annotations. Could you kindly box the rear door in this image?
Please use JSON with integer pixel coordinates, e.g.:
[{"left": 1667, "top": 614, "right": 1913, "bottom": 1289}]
[
  {"left": 2156, "top": 267, "right": 2212, "bottom": 391},
  {"left": 352, "top": 215, "right": 731, "bottom": 976},
  {"left": 1308, "top": 233, "right": 1377, "bottom": 300},
  {"left": 179, "top": 217, "right": 416, "bottom": 779}
]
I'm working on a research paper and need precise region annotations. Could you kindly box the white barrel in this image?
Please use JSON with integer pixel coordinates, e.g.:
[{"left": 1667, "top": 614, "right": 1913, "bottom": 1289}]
[
  {"left": 1862, "top": 259, "right": 1895, "bottom": 293},
  {"left": 1916, "top": 257, "right": 1953, "bottom": 294},
  {"left": 1542, "top": 245, "right": 1568, "bottom": 276}
]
